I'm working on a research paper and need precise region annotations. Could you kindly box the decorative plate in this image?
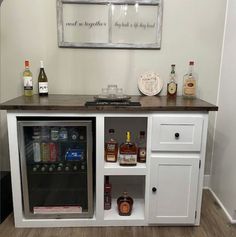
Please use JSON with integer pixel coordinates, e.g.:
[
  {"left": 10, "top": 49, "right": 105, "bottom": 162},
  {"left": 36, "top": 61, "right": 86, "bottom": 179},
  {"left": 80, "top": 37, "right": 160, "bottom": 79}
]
[{"left": 138, "top": 72, "right": 163, "bottom": 96}]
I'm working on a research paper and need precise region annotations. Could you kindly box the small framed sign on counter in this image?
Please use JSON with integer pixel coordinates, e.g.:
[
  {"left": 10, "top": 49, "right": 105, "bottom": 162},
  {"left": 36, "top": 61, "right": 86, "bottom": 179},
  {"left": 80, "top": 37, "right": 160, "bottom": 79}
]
[{"left": 57, "top": 0, "right": 163, "bottom": 49}]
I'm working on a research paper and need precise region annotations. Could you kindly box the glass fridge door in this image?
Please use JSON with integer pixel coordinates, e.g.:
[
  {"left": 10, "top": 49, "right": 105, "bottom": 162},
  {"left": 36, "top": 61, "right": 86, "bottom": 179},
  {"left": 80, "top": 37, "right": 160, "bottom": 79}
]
[{"left": 17, "top": 120, "right": 93, "bottom": 219}]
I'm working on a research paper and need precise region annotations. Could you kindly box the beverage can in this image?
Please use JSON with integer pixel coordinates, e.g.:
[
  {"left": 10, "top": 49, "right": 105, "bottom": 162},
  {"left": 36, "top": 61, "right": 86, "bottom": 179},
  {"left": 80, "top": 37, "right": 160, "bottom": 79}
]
[
  {"left": 59, "top": 127, "right": 68, "bottom": 141},
  {"left": 41, "top": 142, "right": 50, "bottom": 162},
  {"left": 51, "top": 127, "right": 59, "bottom": 141},
  {"left": 49, "top": 143, "right": 58, "bottom": 162}
]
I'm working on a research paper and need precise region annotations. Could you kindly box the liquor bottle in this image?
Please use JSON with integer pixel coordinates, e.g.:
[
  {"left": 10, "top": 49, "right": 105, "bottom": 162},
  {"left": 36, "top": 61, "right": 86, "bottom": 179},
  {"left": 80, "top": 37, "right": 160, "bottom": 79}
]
[
  {"left": 183, "top": 61, "right": 197, "bottom": 98},
  {"left": 38, "top": 60, "right": 48, "bottom": 96},
  {"left": 104, "top": 176, "right": 112, "bottom": 210},
  {"left": 117, "top": 191, "right": 133, "bottom": 216},
  {"left": 105, "top": 129, "right": 118, "bottom": 162},
  {"left": 23, "top": 60, "right": 33, "bottom": 96},
  {"left": 167, "top": 64, "right": 177, "bottom": 97},
  {"left": 119, "top": 131, "right": 137, "bottom": 166},
  {"left": 137, "top": 131, "right": 146, "bottom": 163}
]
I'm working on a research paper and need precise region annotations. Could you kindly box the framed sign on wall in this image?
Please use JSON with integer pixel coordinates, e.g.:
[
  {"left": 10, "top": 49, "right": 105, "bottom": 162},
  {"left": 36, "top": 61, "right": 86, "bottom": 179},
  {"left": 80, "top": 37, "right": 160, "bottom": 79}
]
[{"left": 57, "top": 0, "right": 163, "bottom": 49}]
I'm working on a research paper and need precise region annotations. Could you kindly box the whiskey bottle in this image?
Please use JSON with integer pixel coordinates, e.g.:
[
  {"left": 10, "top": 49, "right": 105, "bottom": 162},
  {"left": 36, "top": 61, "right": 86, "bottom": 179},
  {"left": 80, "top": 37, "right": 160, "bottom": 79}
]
[
  {"left": 104, "top": 176, "right": 112, "bottom": 210},
  {"left": 119, "top": 131, "right": 137, "bottom": 166},
  {"left": 167, "top": 64, "right": 177, "bottom": 97},
  {"left": 117, "top": 191, "right": 133, "bottom": 216},
  {"left": 183, "top": 61, "right": 197, "bottom": 98},
  {"left": 137, "top": 131, "right": 146, "bottom": 163},
  {"left": 105, "top": 129, "right": 118, "bottom": 162}
]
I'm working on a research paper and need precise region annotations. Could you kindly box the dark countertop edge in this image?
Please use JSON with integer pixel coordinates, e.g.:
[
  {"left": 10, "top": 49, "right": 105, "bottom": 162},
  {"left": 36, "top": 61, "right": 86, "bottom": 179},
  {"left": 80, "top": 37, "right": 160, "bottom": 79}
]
[
  {"left": 0, "top": 95, "right": 218, "bottom": 112},
  {"left": 0, "top": 105, "right": 218, "bottom": 112}
]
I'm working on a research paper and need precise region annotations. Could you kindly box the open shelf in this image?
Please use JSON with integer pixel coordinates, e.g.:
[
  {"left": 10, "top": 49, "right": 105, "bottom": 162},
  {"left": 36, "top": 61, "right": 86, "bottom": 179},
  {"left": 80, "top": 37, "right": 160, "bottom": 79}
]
[
  {"left": 104, "top": 162, "right": 147, "bottom": 175},
  {"left": 104, "top": 198, "right": 145, "bottom": 221}
]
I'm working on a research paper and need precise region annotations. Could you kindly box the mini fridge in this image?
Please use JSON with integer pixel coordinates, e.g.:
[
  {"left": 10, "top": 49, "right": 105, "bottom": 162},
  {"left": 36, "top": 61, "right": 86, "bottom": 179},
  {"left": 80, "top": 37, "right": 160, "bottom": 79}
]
[{"left": 17, "top": 118, "right": 94, "bottom": 219}]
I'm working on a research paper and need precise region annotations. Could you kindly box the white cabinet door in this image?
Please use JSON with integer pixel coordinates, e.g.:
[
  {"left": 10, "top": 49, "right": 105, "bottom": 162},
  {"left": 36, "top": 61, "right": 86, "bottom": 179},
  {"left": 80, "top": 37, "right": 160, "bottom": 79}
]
[{"left": 149, "top": 157, "right": 199, "bottom": 224}]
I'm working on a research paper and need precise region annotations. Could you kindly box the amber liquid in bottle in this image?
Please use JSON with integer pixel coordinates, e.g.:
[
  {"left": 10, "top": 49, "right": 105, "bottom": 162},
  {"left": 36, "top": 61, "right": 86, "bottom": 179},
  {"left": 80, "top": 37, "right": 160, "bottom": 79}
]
[
  {"left": 119, "top": 131, "right": 137, "bottom": 166},
  {"left": 167, "top": 64, "right": 177, "bottom": 98},
  {"left": 105, "top": 129, "right": 118, "bottom": 162},
  {"left": 137, "top": 131, "right": 146, "bottom": 163},
  {"left": 117, "top": 192, "right": 133, "bottom": 216}
]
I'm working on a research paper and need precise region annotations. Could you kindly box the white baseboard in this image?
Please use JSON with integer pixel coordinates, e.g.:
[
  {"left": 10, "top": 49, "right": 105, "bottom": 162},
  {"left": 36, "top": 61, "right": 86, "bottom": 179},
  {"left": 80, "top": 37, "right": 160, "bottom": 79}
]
[
  {"left": 203, "top": 175, "right": 211, "bottom": 189},
  {"left": 208, "top": 188, "right": 236, "bottom": 224}
]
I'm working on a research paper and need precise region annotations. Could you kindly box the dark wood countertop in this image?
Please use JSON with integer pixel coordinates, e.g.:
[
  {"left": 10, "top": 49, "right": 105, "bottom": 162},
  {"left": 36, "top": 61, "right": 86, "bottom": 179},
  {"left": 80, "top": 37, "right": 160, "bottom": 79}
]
[{"left": 0, "top": 94, "right": 218, "bottom": 112}]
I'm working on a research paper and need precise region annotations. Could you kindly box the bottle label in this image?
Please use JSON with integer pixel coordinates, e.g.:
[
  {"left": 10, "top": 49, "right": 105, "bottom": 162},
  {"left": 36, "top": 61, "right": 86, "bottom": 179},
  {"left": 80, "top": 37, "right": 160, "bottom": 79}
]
[
  {"left": 138, "top": 148, "right": 146, "bottom": 158},
  {"left": 39, "top": 82, "right": 48, "bottom": 93},
  {"left": 167, "top": 82, "right": 177, "bottom": 95},
  {"left": 119, "top": 202, "right": 131, "bottom": 214},
  {"left": 106, "top": 143, "right": 116, "bottom": 152},
  {"left": 106, "top": 154, "right": 116, "bottom": 162},
  {"left": 184, "top": 78, "right": 196, "bottom": 96},
  {"left": 119, "top": 154, "right": 137, "bottom": 164},
  {"left": 24, "top": 76, "right": 33, "bottom": 90}
]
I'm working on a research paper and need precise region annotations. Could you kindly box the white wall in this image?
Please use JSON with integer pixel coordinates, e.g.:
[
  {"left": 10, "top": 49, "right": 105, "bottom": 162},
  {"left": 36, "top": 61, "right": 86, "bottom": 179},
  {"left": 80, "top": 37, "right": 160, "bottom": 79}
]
[
  {"left": 0, "top": 0, "right": 226, "bottom": 172},
  {"left": 211, "top": 0, "right": 236, "bottom": 222}
]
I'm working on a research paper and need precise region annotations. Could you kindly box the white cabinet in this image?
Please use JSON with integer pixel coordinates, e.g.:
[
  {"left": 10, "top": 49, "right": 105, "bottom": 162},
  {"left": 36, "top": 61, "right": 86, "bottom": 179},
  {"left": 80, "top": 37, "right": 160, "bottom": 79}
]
[
  {"left": 148, "top": 157, "right": 199, "bottom": 224},
  {"left": 6, "top": 112, "right": 208, "bottom": 227},
  {"left": 151, "top": 115, "right": 204, "bottom": 151},
  {"left": 148, "top": 113, "right": 208, "bottom": 225}
]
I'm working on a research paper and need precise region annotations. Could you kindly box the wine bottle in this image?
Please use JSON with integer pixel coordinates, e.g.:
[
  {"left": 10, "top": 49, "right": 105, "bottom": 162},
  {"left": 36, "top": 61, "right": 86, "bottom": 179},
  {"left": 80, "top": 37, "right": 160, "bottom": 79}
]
[
  {"left": 38, "top": 60, "right": 48, "bottom": 96},
  {"left": 23, "top": 60, "right": 33, "bottom": 96}
]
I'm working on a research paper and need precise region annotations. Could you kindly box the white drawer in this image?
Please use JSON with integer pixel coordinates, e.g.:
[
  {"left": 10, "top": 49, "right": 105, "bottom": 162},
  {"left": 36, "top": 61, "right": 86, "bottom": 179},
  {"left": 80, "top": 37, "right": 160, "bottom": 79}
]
[{"left": 151, "top": 115, "right": 204, "bottom": 151}]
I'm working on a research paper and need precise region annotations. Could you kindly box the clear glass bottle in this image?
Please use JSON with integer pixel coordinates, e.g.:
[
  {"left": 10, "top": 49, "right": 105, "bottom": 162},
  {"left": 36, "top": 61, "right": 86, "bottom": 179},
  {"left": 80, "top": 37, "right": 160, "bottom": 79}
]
[
  {"left": 38, "top": 60, "right": 48, "bottom": 96},
  {"left": 104, "top": 176, "right": 112, "bottom": 210},
  {"left": 167, "top": 64, "right": 177, "bottom": 97},
  {"left": 119, "top": 131, "right": 137, "bottom": 166},
  {"left": 105, "top": 129, "right": 118, "bottom": 162},
  {"left": 137, "top": 131, "right": 146, "bottom": 163},
  {"left": 117, "top": 191, "right": 133, "bottom": 216},
  {"left": 183, "top": 61, "right": 197, "bottom": 98},
  {"left": 23, "top": 60, "right": 33, "bottom": 97}
]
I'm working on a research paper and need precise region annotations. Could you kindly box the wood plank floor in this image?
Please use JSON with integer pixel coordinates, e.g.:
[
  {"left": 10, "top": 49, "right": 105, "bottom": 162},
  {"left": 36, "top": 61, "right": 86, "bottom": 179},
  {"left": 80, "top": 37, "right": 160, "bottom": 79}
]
[{"left": 1, "top": 190, "right": 236, "bottom": 237}]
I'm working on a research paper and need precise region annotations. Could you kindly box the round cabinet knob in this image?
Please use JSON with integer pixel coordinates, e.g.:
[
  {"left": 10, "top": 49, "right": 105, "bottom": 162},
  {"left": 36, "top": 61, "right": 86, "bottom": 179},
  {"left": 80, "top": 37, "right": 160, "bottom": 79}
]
[
  {"left": 152, "top": 187, "right": 157, "bottom": 193},
  {"left": 175, "top": 133, "right": 180, "bottom": 139}
]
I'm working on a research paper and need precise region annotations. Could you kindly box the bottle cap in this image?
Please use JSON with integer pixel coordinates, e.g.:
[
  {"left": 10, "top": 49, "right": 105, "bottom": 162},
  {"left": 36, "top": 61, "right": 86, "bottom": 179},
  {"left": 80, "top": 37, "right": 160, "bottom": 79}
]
[
  {"left": 40, "top": 60, "right": 44, "bottom": 68},
  {"left": 140, "top": 131, "right": 145, "bottom": 136},
  {"left": 189, "top": 61, "right": 194, "bottom": 65},
  {"left": 25, "top": 60, "right": 29, "bottom": 67},
  {"left": 109, "top": 129, "right": 115, "bottom": 133}
]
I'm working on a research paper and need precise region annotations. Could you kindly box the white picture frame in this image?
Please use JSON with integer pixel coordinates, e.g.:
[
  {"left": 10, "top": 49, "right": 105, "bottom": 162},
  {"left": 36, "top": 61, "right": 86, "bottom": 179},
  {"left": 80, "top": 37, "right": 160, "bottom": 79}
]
[{"left": 57, "top": 0, "right": 163, "bottom": 49}]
